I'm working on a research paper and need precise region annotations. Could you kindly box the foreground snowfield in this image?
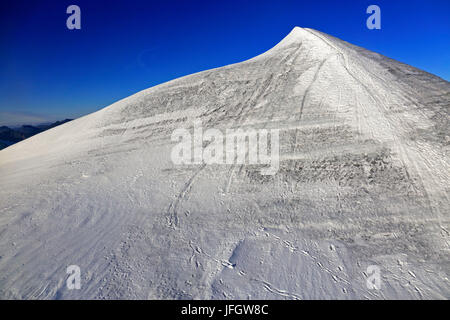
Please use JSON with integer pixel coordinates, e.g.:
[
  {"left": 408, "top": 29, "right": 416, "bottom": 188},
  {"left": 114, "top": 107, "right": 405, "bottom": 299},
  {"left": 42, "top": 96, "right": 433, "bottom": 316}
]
[{"left": 0, "top": 27, "right": 449, "bottom": 299}]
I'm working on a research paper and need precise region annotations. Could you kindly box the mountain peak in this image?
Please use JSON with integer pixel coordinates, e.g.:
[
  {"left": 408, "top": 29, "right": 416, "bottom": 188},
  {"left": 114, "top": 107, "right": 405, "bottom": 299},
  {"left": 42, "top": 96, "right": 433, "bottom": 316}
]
[
  {"left": 270, "top": 26, "right": 327, "bottom": 52},
  {"left": 281, "top": 26, "right": 310, "bottom": 42}
]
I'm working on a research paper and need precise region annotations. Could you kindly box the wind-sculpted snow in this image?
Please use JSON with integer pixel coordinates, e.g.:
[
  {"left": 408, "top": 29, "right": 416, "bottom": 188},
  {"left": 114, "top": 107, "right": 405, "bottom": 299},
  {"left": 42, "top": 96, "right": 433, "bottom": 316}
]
[{"left": 0, "top": 27, "right": 449, "bottom": 299}]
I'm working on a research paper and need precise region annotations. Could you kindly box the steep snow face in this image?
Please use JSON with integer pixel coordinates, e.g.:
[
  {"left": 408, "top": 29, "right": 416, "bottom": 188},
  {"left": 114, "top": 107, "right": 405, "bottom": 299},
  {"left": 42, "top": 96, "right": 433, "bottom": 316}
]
[{"left": 0, "top": 27, "right": 449, "bottom": 299}]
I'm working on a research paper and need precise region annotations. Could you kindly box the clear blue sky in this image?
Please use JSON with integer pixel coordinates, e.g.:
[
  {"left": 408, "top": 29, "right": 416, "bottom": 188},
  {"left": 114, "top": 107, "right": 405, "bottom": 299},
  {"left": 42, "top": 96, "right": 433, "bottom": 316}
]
[{"left": 0, "top": 0, "right": 449, "bottom": 125}]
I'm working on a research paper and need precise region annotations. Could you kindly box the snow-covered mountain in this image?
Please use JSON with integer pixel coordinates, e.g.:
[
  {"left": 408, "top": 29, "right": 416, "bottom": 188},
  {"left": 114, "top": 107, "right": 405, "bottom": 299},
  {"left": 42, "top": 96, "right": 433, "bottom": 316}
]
[{"left": 0, "top": 27, "right": 449, "bottom": 299}]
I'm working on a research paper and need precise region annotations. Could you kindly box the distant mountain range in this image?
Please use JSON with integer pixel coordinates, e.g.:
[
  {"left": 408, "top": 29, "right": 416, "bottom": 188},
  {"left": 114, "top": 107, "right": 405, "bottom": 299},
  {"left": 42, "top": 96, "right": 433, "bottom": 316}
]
[{"left": 0, "top": 119, "right": 72, "bottom": 150}]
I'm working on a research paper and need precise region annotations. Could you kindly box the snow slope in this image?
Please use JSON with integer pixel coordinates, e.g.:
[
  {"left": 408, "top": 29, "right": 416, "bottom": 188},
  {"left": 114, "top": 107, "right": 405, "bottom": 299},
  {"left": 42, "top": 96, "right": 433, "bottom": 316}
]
[{"left": 0, "top": 27, "right": 449, "bottom": 299}]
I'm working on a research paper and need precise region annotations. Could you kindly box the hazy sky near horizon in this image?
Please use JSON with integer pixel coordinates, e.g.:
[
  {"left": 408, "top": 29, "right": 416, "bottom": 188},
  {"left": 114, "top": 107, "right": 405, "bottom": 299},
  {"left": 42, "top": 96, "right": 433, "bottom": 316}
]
[{"left": 0, "top": 0, "right": 449, "bottom": 125}]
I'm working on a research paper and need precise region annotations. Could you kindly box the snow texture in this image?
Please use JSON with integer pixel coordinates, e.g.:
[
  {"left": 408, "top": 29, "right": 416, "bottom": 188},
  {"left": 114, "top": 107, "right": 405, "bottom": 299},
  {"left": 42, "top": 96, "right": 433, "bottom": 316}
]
[{"left": 0, "top": 27, "right": 449, "bottom": 299}]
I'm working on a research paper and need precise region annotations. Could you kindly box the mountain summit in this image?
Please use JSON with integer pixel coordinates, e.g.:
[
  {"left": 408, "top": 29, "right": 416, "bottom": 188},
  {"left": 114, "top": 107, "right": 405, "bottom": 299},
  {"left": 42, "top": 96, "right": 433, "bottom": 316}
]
[{"left": 0, "top": 27, "right": 449, "bottom": 299}]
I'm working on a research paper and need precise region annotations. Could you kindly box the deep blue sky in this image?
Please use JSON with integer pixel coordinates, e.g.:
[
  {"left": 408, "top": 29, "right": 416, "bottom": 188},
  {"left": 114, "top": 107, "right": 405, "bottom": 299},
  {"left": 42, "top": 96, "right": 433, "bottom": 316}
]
[{"left": 0, "top": 0, "right": 449, "bottom": 125}]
